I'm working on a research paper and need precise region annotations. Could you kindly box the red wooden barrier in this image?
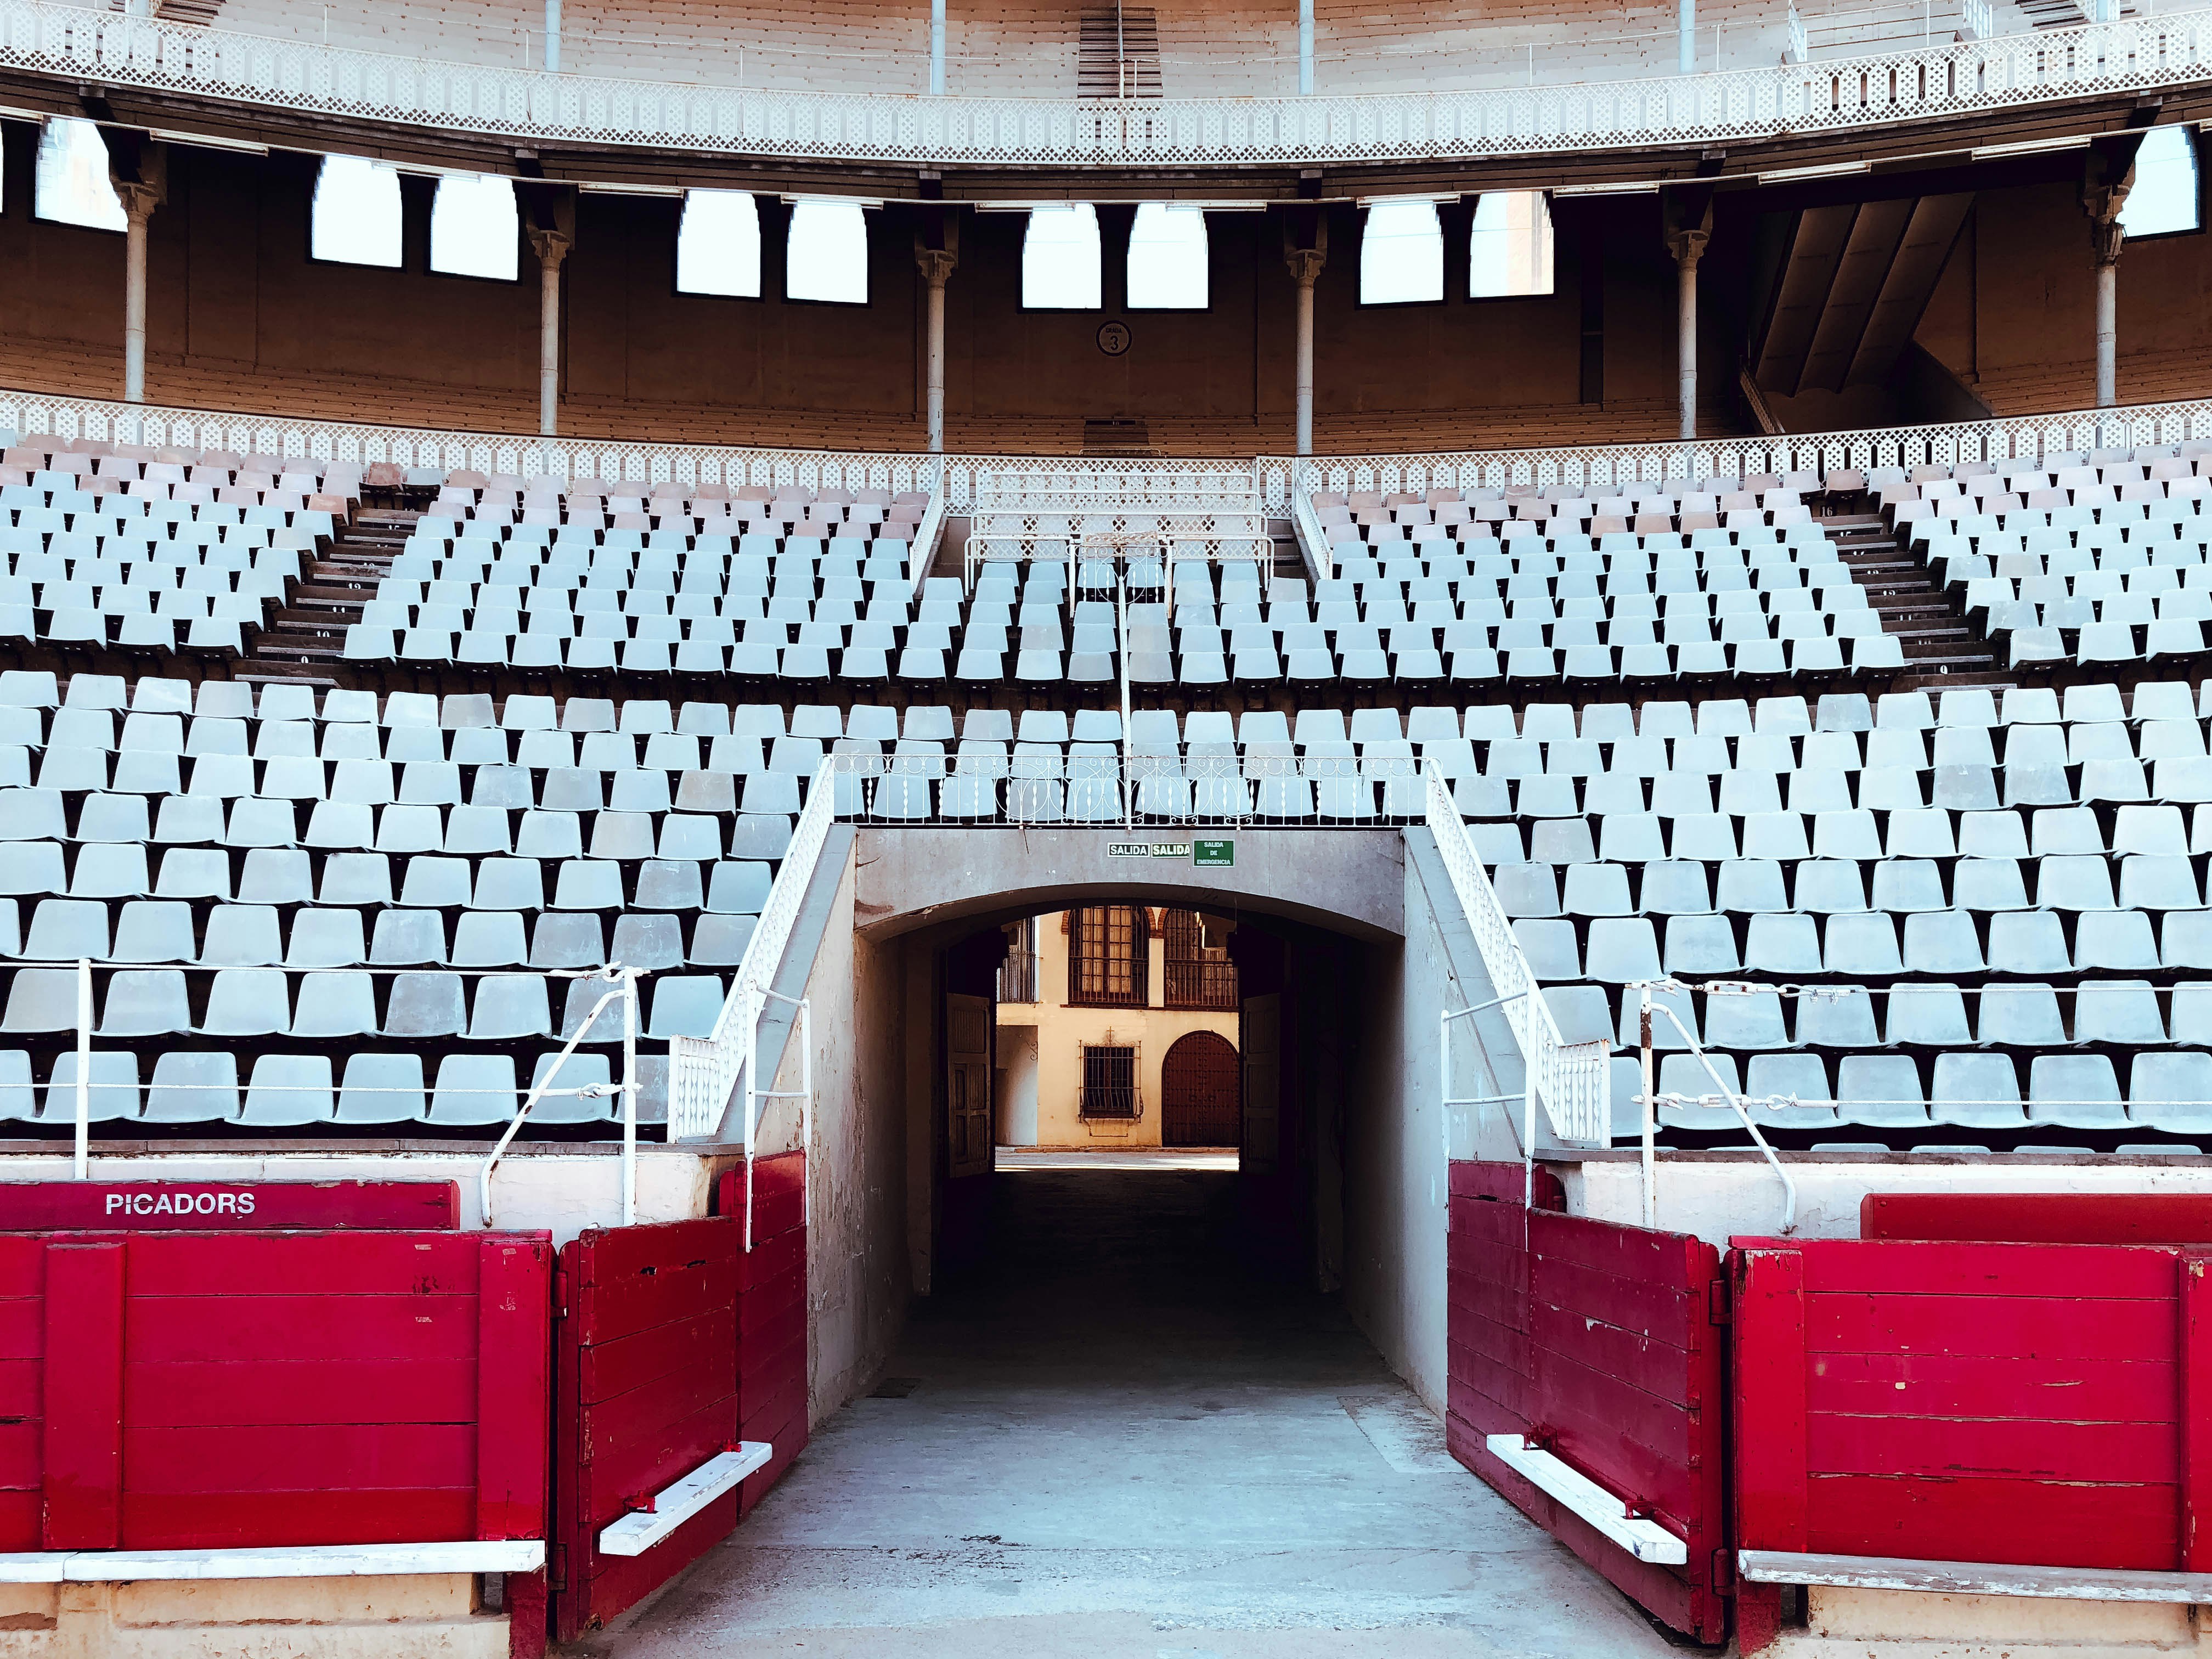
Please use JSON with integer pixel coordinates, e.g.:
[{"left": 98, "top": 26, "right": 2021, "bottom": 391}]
[
  {"left": 728, "top": 1153, "right": 808, "bottom": 1517},
  {"left": 1864, "top": 1192, "right": 2212, "bottom": 1244},
  {"left": 1733, "top": 1238, "right": 2211, "bottom": 1652},
  {"left": 552, "top": 1217, "right": 740, "bottom": 1643},
  {"left": 1445, "top": 1161, "right": 1728, "bottom": 1645},
  {"left": 0, "top": 1230, "right": 551, "bottom": 1553}
]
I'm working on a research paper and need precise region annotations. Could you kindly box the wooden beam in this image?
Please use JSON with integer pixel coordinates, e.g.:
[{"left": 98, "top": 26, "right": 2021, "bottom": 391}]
[
  {"left": 1739, "top": 1550, "right": 2212, "bottom": 1603},
  {"left": 596, "top": 1444, "right": 775, "bottom": 1559},
  {"left": 1483, "top": 1436, "right": 1688, "bottom": 1566},
  {"left": 0, "top": 1542, "right": 545, "bottom": 1582}
]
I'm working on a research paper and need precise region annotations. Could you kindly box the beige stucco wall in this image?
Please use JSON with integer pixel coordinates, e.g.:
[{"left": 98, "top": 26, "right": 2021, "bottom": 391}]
[
  {"left": 0, "top": 1575, "right": 509, "bottom": 1657},
  {"left": 995, "top": 911, "right": 1239, "bottom": 1149}
]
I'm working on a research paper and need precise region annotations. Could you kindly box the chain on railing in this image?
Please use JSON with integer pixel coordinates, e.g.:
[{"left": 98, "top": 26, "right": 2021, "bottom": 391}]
[
  {"left": 0, "top": 0, "right": 2204, "bottom": 163},
  {"left": 1425, "top": 765, "right": 1612, "bottom": 1149},
  {"left": 666, "top": 755, "right": 838, "bottom": 1141}
]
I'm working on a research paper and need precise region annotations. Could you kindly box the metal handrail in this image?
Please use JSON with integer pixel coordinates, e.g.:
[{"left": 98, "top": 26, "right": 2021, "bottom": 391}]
[
  {"left": 1424, "top": 764, "right": 1612, "bottom": 1148},
  {"left": 667, "top": 755, "right": 837, "bottom": 1141},
  {"left": 1, "top": 0, "right": 2203, "bottom": 164},
  {"left": 479, "top": 966, "right": 641, "bottom": 1228}
]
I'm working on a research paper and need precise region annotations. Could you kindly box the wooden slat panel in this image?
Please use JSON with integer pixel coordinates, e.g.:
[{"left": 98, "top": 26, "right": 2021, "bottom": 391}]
[
  {"left": 42, "top": 1241, "right": 122, "bottom": 1550},
  {"left": 2187, "top": 1253, "right": 2212, "bottom": 1572},
  {"left": 475, "top": 1235, "right": 552, "bottom": 1543},
  {"left": 1865, "top": 1193, "right": 2212, "bottom": 1245},
  {"left": 1798, "top": 1241, "right": 2182, "bottom": 1300},
  {"left": 1804, "top": 1473, "right": 2180, "bottom": 1568},
  {"left": 1528, "top": 1254, "right": 1692, "bottom": 1342},
  {"left": 1807, "top": 1412, "right": 2176, "bottom": 1483},
  {"left": 121, "top": 1233, "right": 481, "bottom": 1296},
  {"left": 1734, "top": 1250, "right": 1808, "bottom": 1555},
  {"left": 121, "top": 1489, "right": 476, "bottom": 1551},
  {"left": 123, "top": 1425, "right": 473, "bottom": 1491},
  {"left": 124, "top": 1361, "right": 477, "bottom": 1428},
  {"left": 1808, "top": 1351, "right": 2174, "bottom": 1420},
  {"left": 1808, "top": 1293, "right": 2178, "bottom": 1363},
  {"left": 127, "top": 1296, "right": 481, "bottom": 1362}
]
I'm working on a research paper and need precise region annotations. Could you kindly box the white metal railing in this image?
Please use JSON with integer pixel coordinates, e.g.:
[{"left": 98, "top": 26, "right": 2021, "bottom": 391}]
[
  {"left": 907, "top": 480, "right": 949, "bottom": 601},
  {"left": 1425, "top": 765, "right": 1612, "bottom": 1149},
  {"left": 666, "top": 756, "right": 838, "bottom": 1142},
  {"left": 1964, "top": 0, "right": 1996, "bottom": 40},
  {"left": 13, "top": 387, "right": 2212, "bottom": 520},
  {"left": 0, "top": 0, "right": 2204, "bottom": 163},
  {"left": 1266, "top": 396, "right": 2212, "bottom": 511},
  {"left": 1788, "top": 5, "right": 1811, "bottom": 62},
  {"left": 825, "top": 746, "right": 1425, "bottom": 826}
]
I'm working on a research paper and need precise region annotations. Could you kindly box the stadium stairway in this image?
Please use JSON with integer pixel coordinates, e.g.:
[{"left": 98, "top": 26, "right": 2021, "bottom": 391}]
[{"left": 1818, "top": 498, "right": 2005, "bottom": 692}]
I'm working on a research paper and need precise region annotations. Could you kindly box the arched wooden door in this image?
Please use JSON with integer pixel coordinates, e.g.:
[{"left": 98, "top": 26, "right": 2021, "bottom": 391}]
[{"left": 1160, "top": 1031, "right": 1240, "bottom": 1148}]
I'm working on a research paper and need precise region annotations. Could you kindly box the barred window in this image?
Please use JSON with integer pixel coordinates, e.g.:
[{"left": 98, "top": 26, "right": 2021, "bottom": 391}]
[
  {"left": 1162, "top": 909, "right": 1238, "bottom": 1010},
  {"left": 1069, "top": 905, "right": 1148, "bottom": 1007},
  {"left": 1080, "top": 1043, "right": 1138, "bottom": 1119},
  {"left": 997, "top": 917, "right": 1040, "bottom": 1004}
]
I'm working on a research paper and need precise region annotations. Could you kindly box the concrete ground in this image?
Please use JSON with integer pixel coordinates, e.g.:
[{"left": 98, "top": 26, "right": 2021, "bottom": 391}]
[{"left": 588, "top": 1165, "right": 1691, "bottom": 1659}]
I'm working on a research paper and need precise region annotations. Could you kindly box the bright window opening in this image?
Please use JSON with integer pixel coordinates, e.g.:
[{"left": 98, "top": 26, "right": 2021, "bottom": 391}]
[
  {"left": 676, "top": 189, "right": 762, "bottom": 298},
  {"left": 1023, "top": 204, "right": 1102, "bottom": 310},
  {"left": 1127, "top": 203, "right": 1207, "bottom": 309},
  {"left": 311, "top": 155, "right": 403, "bottom": 268},
  {"left": 786, "top": 200, "right": 869, "bottom": 304},
  {"left": 35, "top": 117, "right": 126, "bottom": 233},
  {"left": 2121, "top": 126, "right": 2201, "bottom": 238},
  {"left": 1360, "top": 199, "right": 1443, "bottom": 306},
  {"left": 1469, "top": 191, "right": 1555, "bottom": 298},
  {"left": 429, "top": 173, "right": 518, "bottom": 281}
]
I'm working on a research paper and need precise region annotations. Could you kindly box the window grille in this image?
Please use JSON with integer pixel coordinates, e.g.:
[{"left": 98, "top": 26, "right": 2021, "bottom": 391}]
[
  {"left": 1162, "top": 910, "right": 1238, "bottom": 1010},
  {"left": 1069, "top": 905, "right": 1148, "bottom": 1007},
  {"left": 1080, "top": 1042, "right": 1139, "bottom": 1119},
  {"left": 998, "top": 917, "right": 1040, "bottom": 1004}
]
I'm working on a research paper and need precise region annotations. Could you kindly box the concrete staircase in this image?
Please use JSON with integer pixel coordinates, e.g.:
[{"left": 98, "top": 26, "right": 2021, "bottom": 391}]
[
  {"left": 1820, "top": 509, "right": 2007, "bottom": 691},
  {"left": 238, "top": 506, "right": 416, "bottom": 690}
]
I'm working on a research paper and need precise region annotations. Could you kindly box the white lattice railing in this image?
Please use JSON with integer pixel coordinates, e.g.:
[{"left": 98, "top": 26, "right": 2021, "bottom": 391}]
[
  {"left": 667, "top": 758, "right": 840, "bottom": 1141},
  {"left": 1260, "top": 396, "right": 2212, "bottom": 510},
  {"left": 0, "top": 0, "right": 2205, "bottom": 164},
  {"left": 1425, "top": 766, "right": 1612, "bottom": 1149},
  {"left": 13, "top": 385, "right": 2212, "bottom": 513}
]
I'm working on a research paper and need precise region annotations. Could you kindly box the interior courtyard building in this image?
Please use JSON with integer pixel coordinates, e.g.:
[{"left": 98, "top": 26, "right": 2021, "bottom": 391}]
[{"left": 1, "top": 2, "right": 2211, "bottom": 1654}]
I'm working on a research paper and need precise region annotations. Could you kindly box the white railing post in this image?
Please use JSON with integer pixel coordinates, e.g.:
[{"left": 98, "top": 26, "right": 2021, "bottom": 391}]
[
  {"left": 622, "top": 964, "right": 639, "bottom": 1226},
  {"left": 74, "top": 957, "right": 90, "bottom": 1181}
]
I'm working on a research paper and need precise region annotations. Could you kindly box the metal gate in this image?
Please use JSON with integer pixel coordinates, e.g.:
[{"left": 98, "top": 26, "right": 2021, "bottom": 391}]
[{"left": 1160, "top": 1030, "right": 1240, "bottom": 1147}]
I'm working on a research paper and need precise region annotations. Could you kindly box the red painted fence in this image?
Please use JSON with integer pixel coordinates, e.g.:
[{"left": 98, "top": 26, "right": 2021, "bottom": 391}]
[
  {"left": 731, "top": 1152, "right": 808, "bottom": 1515},
  {"left": 1731, "top": 1238, "right": 2212, "bottom": 1651},
  {"left": 1445, "top": 1162, "right": 1728, "bottom": 1644},
  {"left": 0, "top": 1229, "right": 551, "bottom": 1551},
  {"left": 552, "top": 1216, "right": 740, "bottom": 1642},
  {"left": 1863, "top": 1191, "right": 2212, "bottom": 1245}
]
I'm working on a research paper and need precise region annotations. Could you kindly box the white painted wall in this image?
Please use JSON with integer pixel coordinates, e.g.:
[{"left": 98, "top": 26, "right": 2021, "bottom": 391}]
[{"left": 994, "top": 1024, "right": 1039, "bottom": 1145}]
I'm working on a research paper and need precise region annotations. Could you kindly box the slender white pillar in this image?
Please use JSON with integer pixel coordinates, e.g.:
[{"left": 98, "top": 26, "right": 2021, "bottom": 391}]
[
  {"left": 116, "top": 182, "right": 161, "bottom": 406},
  {"left": 527, "top": 228, "right": 572, "bottom": 436},
  {"left": 2095, "top": 247, "right": 2120, "bottom": 408},
  {"left": 1286, "top": 247, "right": 1324, "bottom": 457},
  {"left": 1667, "top": 227, "right": 1707, "bottom": 444},
  {"left": 1298, "top": 0, "right": 1314, "bottom": 94},
  {"left": 543, "top": 0, "right": 561, "bottom": 70},
  {"left": 916, "top": 248, "right": 957, "bottom": 452},
  {"left": 930, "top": 0, "right": 946, "bottom": 93},
  {"left": 1679, "top": 0, "right": 1695, "bottom": 71}
]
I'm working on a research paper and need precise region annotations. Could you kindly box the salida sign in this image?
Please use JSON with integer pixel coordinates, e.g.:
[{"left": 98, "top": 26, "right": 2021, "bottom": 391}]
[{"left": 0, "top": 1181, "right": 460, "bottom": 1230}]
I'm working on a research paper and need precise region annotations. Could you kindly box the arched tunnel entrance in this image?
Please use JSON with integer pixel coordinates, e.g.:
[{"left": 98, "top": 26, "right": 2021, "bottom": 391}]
[{"left": 592, "top": 823, "right": 1679, "bottom": 1656}]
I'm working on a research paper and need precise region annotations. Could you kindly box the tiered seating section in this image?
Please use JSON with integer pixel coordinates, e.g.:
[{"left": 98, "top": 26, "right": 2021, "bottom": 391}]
[
  {"left": 0, "top": 447, "right": 352, "bottom": 657},
  {"left": 1314, "top": 480, "right": 1907, "bottom": 682},
  {"left": 0, "top": 674, "right": 854, "bottom": 1135},
  {"left": 1494, "top": 682, "right": 2212, "bottom": 1152},
  {"left": 345, "top": 481, "right": 928, "bottom": 674},
  {"left": 1889, "top": 447, "right": 2212, "bottom": 672}
]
